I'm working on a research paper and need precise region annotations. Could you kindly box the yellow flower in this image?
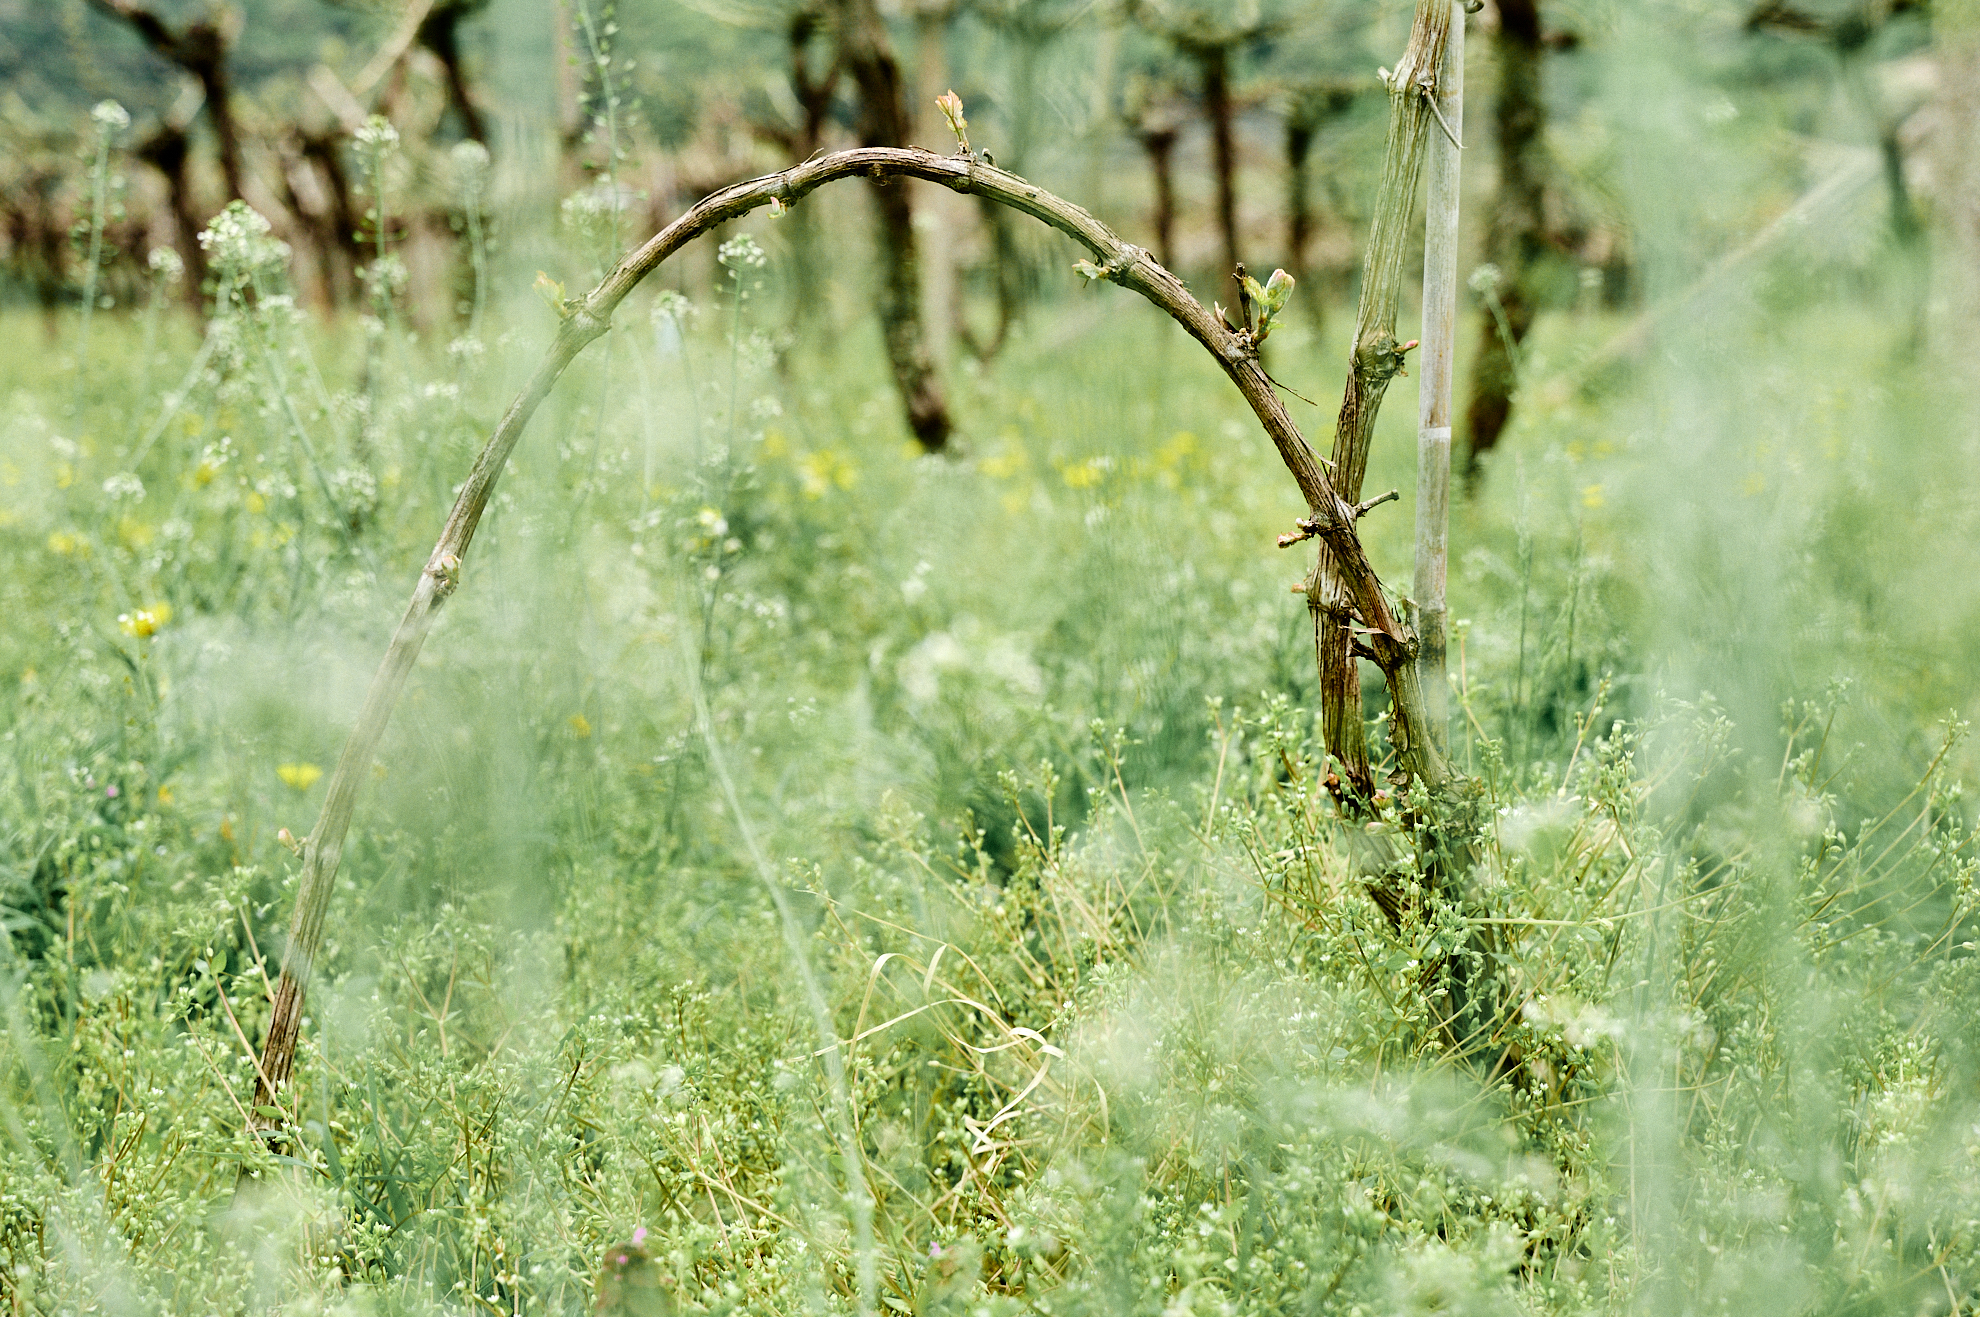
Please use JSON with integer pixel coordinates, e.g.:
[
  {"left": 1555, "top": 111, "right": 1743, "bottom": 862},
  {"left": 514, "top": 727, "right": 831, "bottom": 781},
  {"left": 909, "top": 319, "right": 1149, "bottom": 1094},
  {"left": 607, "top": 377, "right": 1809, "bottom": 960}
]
[
  {"left": 1580, "top": 484, "right": 1606, "bottom": 510},
  {"left": 568, "top": 713, "right": 593, "bottom": 739},
  {"left": 117, "top": 602, "right": 173, "bottom": 637},
  {"left": 799, "top": 449, "right": 857, "bottom": 499},
  {"left": 1059, "top": 456, "right": 1110, "bottom": 490},
  {"left": 47, "top": 531, "right": 83, "bottom": 556},
  {"left": 1155, "top": 431, "right": 1198, "bottom": 470},
  {"left": 277, "top": 762, "right": 324, "bottom": 791},
  {"left": 979, "top": 446, "right": 1028, "bottom": 479},
  {"left": 157, "top": 785, "right": 174, "bottom": 805}
]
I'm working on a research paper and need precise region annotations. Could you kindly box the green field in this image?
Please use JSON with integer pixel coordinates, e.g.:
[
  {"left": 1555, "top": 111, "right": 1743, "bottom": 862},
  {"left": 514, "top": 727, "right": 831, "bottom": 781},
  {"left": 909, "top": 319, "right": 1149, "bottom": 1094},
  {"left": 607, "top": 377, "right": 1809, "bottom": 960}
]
[{"left": 4, "top": 1, "right": 1980, "bottom": 1311}]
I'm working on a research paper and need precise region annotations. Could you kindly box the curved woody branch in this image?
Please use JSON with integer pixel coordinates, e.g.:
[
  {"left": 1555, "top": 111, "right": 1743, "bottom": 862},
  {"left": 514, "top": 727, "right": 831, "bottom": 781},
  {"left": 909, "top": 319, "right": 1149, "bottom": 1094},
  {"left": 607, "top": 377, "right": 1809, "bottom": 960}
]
[{"left": 251, "top": 143, "right": 1435, "bottom": 1119}]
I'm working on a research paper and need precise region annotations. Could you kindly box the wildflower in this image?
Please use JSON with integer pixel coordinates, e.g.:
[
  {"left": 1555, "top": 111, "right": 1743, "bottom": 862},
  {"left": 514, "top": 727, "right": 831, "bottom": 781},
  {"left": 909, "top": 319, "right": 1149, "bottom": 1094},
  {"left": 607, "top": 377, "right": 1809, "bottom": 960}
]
[
  {"left": 798, "top": 449, "right": 856, "bottom": 498},
  {"left": 198, "top": 202, "right": 291, "bottom": 291},
  {"left": 651, "top": 290, "right": 696, "bottom": 326},
  {"left": 560, "top": 180, "right": 634, "bottom": 230},
  {"left": 117, "top": 603, "right": 172, "bottom": 637},
  {"left": 91, "top": 100, "right": 130, "bottom": 132},
  {"left": 328, "top": 467, "right": 380, "bottom": 523},
  {"left": 717, "top": 234, "right": 767, "bottom": 275},
  {"left": 103, "top": 472, "right": 145, "bottom": 503},
  {"left": 360, "top": 253, "right": 408, "bottom": 300},
  {"left": 353, "top": 114, "right": 399, "bottom": 155},
  {"left": 277, "top": 762, "right": 324, "bottom": 791},
  {"left": 450, "top": 138, "right": 490, "bottom": 185},
  {"left": 194, "top": 437, "right": 235, "bottom": 486},
  {"left": 1059, "top": 455, "right": 1110, "bottom": 490},
  {"left": 147, "top": 246, "right": 184, "bottom": 283},
  {"left": 569, "top": 714, "right": 593, "bottom": 739}
]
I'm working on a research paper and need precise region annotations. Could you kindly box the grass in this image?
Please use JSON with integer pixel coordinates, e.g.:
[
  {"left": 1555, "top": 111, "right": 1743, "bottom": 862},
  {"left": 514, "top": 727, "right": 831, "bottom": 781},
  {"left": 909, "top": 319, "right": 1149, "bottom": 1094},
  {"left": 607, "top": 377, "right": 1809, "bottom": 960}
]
[{"left": 0, "top": 192, "right": 1977, "bottom": 1316}]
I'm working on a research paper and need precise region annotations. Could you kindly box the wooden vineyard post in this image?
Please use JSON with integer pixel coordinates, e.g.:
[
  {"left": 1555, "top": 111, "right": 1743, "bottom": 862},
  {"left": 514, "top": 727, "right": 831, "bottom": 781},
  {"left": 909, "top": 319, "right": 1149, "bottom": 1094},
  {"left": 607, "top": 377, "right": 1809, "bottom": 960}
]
[{"left": 1415, "top": 0, "right": 1464, "bottom": 754}]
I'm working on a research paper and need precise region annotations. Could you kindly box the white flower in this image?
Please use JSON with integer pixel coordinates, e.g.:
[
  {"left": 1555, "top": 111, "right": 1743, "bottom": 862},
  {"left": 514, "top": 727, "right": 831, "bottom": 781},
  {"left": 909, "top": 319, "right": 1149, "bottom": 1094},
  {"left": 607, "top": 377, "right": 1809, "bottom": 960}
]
[
  {"left": 560, "top": 180, "right": 636, "bottom": 239},
  {"left": 102, "top": 473, "right": 146, "bottom": 503},
  {"left": 651, "top": 290, "right": 696, "bottom": 325},
  {"left": 717, "top": 234, "right": 767, "bottom": 273},
  {"left": 147, "top": 246, "right": 184, "bottom": 281},
  {"left": 450, "top": 138, "right": 490, "bottom": 175},
  {"left": 197, "top": 202, "right": 290, "bottom": 289},
  {"left": 91, "top": 100, "right": 130, "bottom": 132},
  {"left": 353, "top": 114, "right": 399, "bottom": 154},
  {"left": 360, "top": 253, "right": 408, "bottom": 298},
  {"left": 329, "top": 467, "right": 380, "bottom": 521}
]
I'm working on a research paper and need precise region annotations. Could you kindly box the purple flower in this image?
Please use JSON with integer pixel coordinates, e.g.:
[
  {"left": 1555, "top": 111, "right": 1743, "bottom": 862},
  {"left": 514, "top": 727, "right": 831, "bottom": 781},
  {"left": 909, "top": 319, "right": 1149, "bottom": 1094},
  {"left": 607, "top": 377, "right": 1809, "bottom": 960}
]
[
  {"left": 631, "top": 1226, "right": 647, "bottom": 1245},
  {"left": 106, "top": 785, "right": 119, "bottom": 798}
]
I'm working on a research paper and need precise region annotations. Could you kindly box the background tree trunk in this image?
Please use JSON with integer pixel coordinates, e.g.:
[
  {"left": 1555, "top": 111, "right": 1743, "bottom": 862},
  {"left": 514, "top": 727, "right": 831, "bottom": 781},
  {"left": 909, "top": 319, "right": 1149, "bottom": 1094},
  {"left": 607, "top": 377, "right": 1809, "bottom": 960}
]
[
  {"left": 86, "top": 0, "right": 246, "bottom": 204},
  {"left": 1123, "top": 74, "right": 1186, "bottom": 276},
  {"left": 1137, "top": 124, "right": 1179, "bottom": 271},
  {"left": 417, "top": 0, "right": 492, "bottom": 145},
  {"left": 833, "top": 0, "right": 953, "bottom": 451},
  {"left": 1287, "top": 111, "right": 1314, "bottom": 302},
  {"left": 1462, "top": 0, "right": 1544, "bottom": 477},
  {"left": 135, "top": 123, "right": 209, "bottom": 302},
  {"left": 751, "top": 5, "right": 841, "bottom": 332},
  {"left": 1285, "top": 85, "right": 1355, "bottom": 328},
  {"left": 1189, "top": 40, "right": 1240, "bottom": 276}
]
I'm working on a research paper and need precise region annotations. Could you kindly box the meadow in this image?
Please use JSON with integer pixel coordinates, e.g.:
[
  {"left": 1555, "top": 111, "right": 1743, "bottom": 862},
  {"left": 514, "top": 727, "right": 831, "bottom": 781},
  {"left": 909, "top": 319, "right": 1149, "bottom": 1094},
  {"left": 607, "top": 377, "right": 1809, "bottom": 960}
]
[{"left": 4, "top": 7, "right": 1980, "bottom": 1311}]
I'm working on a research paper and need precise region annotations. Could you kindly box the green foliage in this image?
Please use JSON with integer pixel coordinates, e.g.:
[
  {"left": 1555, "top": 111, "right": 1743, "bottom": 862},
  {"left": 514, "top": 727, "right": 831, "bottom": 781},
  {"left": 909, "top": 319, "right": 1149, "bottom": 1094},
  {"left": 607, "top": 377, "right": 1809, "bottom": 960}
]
[
  {"left": 1, "top": 3, "right": 1978, "bottom": 1312},
  {"left": 3, "top": 242, "right": 1977, "bottom": 1309}
]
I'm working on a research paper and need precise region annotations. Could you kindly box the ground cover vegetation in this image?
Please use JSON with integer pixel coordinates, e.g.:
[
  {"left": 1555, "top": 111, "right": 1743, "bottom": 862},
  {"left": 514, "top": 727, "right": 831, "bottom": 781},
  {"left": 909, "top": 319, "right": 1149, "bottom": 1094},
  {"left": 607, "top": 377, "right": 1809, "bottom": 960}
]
[{"left": 3, "top": 0, "right": 1980, "bottom": 1313}]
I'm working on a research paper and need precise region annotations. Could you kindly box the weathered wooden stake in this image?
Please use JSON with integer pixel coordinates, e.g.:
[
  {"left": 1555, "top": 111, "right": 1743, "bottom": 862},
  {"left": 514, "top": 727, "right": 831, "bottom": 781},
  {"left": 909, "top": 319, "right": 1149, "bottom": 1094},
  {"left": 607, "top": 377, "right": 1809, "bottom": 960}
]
[{"left": 1415, "top": 0, "right": 1464, "bottom": 754}]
